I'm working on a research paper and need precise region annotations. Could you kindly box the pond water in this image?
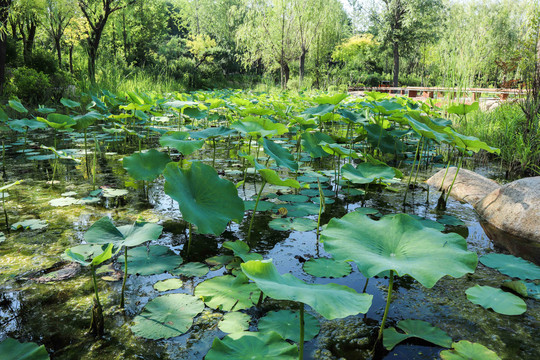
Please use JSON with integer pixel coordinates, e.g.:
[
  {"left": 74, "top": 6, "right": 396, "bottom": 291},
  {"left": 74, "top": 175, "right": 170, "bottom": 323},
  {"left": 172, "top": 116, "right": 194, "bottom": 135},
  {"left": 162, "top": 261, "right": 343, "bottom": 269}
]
[{"left": 0, "top": 105, "right": 539, "bottom": 360}]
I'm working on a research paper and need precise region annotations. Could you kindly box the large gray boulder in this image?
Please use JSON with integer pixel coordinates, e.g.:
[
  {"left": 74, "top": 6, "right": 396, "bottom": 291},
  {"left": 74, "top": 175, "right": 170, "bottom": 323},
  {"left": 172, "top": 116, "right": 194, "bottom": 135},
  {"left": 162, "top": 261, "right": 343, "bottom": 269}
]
[{"left": 427, "top": 167, "right": 540, "bottom": 246}]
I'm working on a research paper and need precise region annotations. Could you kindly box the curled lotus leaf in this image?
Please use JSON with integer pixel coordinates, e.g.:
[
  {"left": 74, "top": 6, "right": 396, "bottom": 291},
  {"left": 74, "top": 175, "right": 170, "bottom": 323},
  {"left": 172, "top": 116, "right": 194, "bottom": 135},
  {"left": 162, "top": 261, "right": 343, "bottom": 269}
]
[
  {"left": 131, "top": 293, "right": 204, "bottom": 340},
  {"left": 321, "top": 213, "right": 478, "bottom": 288},
  {"left": 383, "top": 319, "right": 452, "bottom": 350},
  {"left": 159, "top": 131, "right": 205, "bottom": 156},
  {"left": 262, "top": 138, "right": 298, "bottom": 171},
  {"left": 0, "top": 337, "right": 49, "bottom": 360},
  {"left": 223, "top": 240, "right": 263, "bottom": 262},
  {"left": 84, "top": 216, "right": 163, "bottom": 248},
  {"left": 440, "top": 340, "right": 501, "bottom": 360}
]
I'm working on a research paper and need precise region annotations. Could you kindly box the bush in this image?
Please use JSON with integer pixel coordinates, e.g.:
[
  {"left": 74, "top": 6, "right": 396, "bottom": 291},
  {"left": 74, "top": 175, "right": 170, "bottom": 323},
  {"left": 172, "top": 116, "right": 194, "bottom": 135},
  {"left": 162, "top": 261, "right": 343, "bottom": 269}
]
[
  {"left": 27, "top": 49, "right": 58, "bottom": 75},
  {"left": 6, "top": 67, "right": 52, "bottom": 104}
]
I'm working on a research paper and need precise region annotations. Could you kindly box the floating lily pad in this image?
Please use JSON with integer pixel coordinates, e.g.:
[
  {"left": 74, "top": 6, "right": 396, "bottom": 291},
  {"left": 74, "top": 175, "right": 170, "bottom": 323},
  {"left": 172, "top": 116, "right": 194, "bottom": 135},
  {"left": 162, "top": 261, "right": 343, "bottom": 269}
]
[
  {"left": 321, "top": 213, "right": 477, "bottom": 288},
  {"left": 118, "top": 245, "right": 182, "bottom": 275},
  {"left": 223, "top": 241, "right": 263, "bottom": 262},
  {"left": 300, "top": 189, "right": 334, "bottom": 197},
  {"left": 244, "top": 200, "right": 274, "bottom": 212},
  {"left": 153, "top": 278, "right": 184, "bottom": 292},
  {"left": 0, "top": 337, "right": 49, "bottom": 360},
  {"left": 131, "top": 293, "right": 204, "bottom": 340},
  {"left": 341, "top": 188, "right": 365, "bottom": 196},
  {"left": 61, "top": 191, "right": 77, "bottom": 197},
  {"left": 164, "top": 161, "right": 245, "bottom": 235},
  {"left": 171, "top": 262, "right": 209, "bottom": 277},
  {"left": 258, "top": 310, "right": 320, "bottom": 343},
  {"left": 11, "top": 219, "right": 48, "bottom": 231},
  {"left": 440, "top": 340, "right": 501, "bottom": 360},
  {"left": 49, "top": 197, "right": 79, "bottom": 207},
  {"left": 268, "top": 218, "right": 317, "bottom": 232},
  {"left": 218, "top": 312, "right": 251, "bottom": 333},
  {"left": 303, "top": 258, "right": 352, "bottom": 278},
  {"left": 354, "top": 207, "right": 380, "bottom": 216},
  {"left": 123, "top": 149, "right": 171, "bottom": 181},
  {"left": 280, "top": 203, "right": 319, "bottom": 217},
  {"left": 241, "top": 260, "right": 372, "bottom": 319},
  {"left": 383, "top": 319, "right": 452, "bottom": 350},
  {"left": 480, "top": 253, "right": 540, "bottom": 280},
  {"left": 206, "top": 255, "right": 234, "bottom": 269},
  {"left": 502, "top": 280, "right": 540, "bottom": 300},
  {"left": 465, "top": 285, "right": 526, "bottom": 315},
  {"left": 102, "top": 188, "right": 129, "bottom": 198},
  {"left": 206, "top": 331, "right": 298, "bottom": 360},
  {"left": 277, "top": 194, "right": 309, "bottom": 203},
  {"left": 195, "top": 273, "right": 261, "bottom": 311}
]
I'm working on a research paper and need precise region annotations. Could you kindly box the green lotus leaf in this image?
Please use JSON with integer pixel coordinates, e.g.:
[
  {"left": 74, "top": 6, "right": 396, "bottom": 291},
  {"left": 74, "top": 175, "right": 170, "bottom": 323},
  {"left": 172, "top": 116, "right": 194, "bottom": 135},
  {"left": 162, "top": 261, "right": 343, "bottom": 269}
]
[
  {"left": 189, "top": 126, "right": 236, "bottom": 139},
  {"left": 231, "top": 119, "right": 274, "bottom": 137},
  {"left": 164, "top": 161, "right": 244, "bottom": 235},
  {"left": 258, "top": 169, "right": 300, "bottom": 188},
  {"left": 117, "top": 245, "right": 182, "bottom": 275},
  {"left": 194, "top": 273, "right": 261, "bottom": 311},
  {"left": 372, "top": 99, "right": 405, "bottom": 114},
  {"left": 223, "top": 240, "right": 263, "bottom": 262},
  {"left": 313, "top": 93, "right": 348, "bottom": 105},
  {"left": 440, "top": 340, "right": 501, "bottom": 360},
  {"left": 354, "top": 207, "right": 380, "bottom": 215},
  {"left": 102, "top": 188, "right": 129, "bottom": 198},
  {"left": 0, "top": 337, "right": 49, "bottom": 360},
  {"left": 206, "top": 255, "right": 234, "bottom": 269},
  {"left": 131, "top": 293, "right": 204, "bottom": 340},
  {"left": 268, "top": 218, "right": 317, "bottom": 232},
  {"left": 241, "top": 105, "right": 275, "bottom": 116},
  {"left": 263, "top": 138, "right": 298, "bottom": 171},
  {"left": 278, "top": 194, "right": 309, "bottom": 203},
  {"left": 321, "top": 213, "right": 478, "bottom": 288},
  {"left": 502, "top": 280, "right": 540, "bottom": 300},
  {"left": 465, "top": 285, "right": 527, "bottom": 315},
  {"left": 153, "top": 278, "right": 184, "bottom": 292},
  {"left": 206, "top": 331, "right": 298, "bottom": 360},
  {"left": 409, "top": 215, "right": 446, "bottom": 231},
  {"left": 241, "top": 259, "right": 372, "bottom": 319},
  {"left": 302, "top": 103, "right": 335, "bottom": 117},
  {"left": 303, "top": 258, "right": 352, "bottom": 278},
  {"left": 183, "top": 107, "right": 208, "bottom": 119},
  {"left": 341, "top": 162, "right": 396, "bottom": 184},
  {"left": 338, "top": 109, "right": 367, "bottom": 124},
  {"left": 218, "top": 311, "right": 251, "bottom": 333},
  {"left": 85, "top": 217, "right": 163, "bottom": 248},
  {"left": 300, "top": 188, "right": 334, "bottom": 197},
  {"left": 8, "top": 119, "right": 47, "bottom": 132},
  {"left": 38, "top": 114, "right": 76, "bottom": 130},
  {"left": 280, "top": 203, "right": 319, "bottom": 217},
  {"left": 301, "top": 132, "right": 334, "bottom": 158},
  {"left": 479, "top": 253, "right": 540, "bottom": 280},
  {"left": 443, "top": 128, "right": 500, "bottom": 154},
  {"left": 437, "top": 215, "right": 465, "bottom": 226},
  {"left": 73, "top": 111, "right": 103, "bottom": 131},
  {"left": 446, "top": 101, "right": 479, "bottom": 115},
  {"left": 65, "top": 243, "right": 114, "bottom": 267},
  {"left": 363, "top": 123, "right": 404, "bottom": 154},
  {"left": 36, "top": 106, "right": 56, "bottom": 114},
  {"left": 319, "top": 142, "right": 359, "bottom": 158},
  {"left": 9, "top": 100, "right": 28, "bottom": 113},
  {"left": 171, "top": 262, "right": 209, "bottom": 277},
  {"left": 11, "top": 219, "right": 48, "bottom": 231},
  {"left": 159, "top": 132, "right": 205, "bottom": 156},
  {"left": 244, "top": 200, "right": 274, "bottom": 211},
  {"left": 164, "top": 100, "right": 199, "bottom": 109},
  {"left": 382, "top": 319, "right": 452, "bottom": 350},
  {"left": 402, "top": 113, "right": 453, "bottom": 144},
  {"left": 60, "top": 98, "right": 81, "bottom": 109},
  {"left": 258, "top": 310, "right": 320, "bottom": 343},
  {"left": 122, "top": 149, "right": 171, "bottom": 181}
]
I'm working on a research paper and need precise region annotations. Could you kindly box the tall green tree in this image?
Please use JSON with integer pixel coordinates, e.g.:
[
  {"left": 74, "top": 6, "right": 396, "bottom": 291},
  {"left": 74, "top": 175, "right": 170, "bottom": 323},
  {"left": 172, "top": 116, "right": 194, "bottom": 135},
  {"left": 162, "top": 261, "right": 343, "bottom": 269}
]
[
  {"left": 0, "top": 0, "right": 12, "bottom": 94},
  {"left": 45, "top": 0, "right": 76, "bottom": 68},
  {"left": 10, "top": 0, "right": 46, "bottom": 64}
]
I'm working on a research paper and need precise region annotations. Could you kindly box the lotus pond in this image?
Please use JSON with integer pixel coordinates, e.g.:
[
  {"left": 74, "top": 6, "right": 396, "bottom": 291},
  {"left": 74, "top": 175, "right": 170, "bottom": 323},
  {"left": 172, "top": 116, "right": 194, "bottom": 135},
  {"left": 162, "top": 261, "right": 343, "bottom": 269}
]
[{"left": 0, "top": 90, "right": 538, "bottom": 360}]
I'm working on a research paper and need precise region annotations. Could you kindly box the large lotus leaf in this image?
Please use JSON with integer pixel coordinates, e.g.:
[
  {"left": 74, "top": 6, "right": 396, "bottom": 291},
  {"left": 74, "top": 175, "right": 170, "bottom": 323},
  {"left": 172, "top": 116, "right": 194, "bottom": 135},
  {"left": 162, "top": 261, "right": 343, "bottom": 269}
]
[
  {"left": 241, "top": 260, "right": 372, "bottom": 319},
  {"left": 131, "top": 293, "right": 204, "bottom": 339},
  {"left": 183, "top": 107, "right": 208, "bottom": 119},
  {"left": 303, "top": 258, "right": 351, "bottom": 278},
  {"left": 268, "top": 218, "right": 317, "bottom": 232},
  {"left": 479, "top": 253, "right": 540, "bottom": 280},
  {"left": 85, "top": 217, "right": 163, "bottom": 248},
  {"left": 0, "top": 337, "right": 49, "bottom": 360},
  {"left": 258, "top": 310, "right": 320, "bottom": 343},
  {"left": 319, "top": 142, "right": 358, "bottom": 158},
  {"left": 73, "top": 111, "right": 103, "bottom": 131},
  {"left": 171, "top": 262, "right": 209, "bottom": 277},
  {"left": 401, "top": 114, "right": 452, "bottom": 144},
  {"left": 38, "top": 114, "right": 76, "bottom": 130},
  {"left": 8, "top": 119, "right": 47, "bottom": 132},
  {"left": 164, "top": 161, "right": 244, "bottom": 235},
  {"left": 122, "top": 149, "right": 171, "bottom": 181},
  {"left": 194, "top": 274, "right": 261, "bottom": 311},
  {"left": 159, "top": 132, "right": 205, "bottom": 156},
  {"left": 231, "top": 119, "right": 272, "bottom": 137},
  {"left": 218, "top": 311, "right": 251, "bottom": 333},
  {"left": 313, "top": 93, "right": 348, "bottom": 105},
  {"left": 440, "top": 340, "right": 501, "bottom": 360},
  {"left": 206, "top": 331, "right": 298, "bottom": 360},
  {"left": 372, "top": 99, "right": 405, "bottom": 115},
  {"left": 118, "top": 245, "right": 182, "bottom": 275},
  {"left": 9, "top": 100, "right": 28, "bottom": 113},
  {"left": 263, "top": 138, "right": 298, "bottom": 171},
  {"left": 258, "top": 169, "right": 300, "bottom": 188},
  {"left": 301, "top": 132, "right": 334, "bottom": 158},
  {"left": 189, "top": 126, "right": 236, "bottom": 139},
  {"left": 223, "top": 240, "right": 263, "bottom": 262},
  {"left": 338, "top": 109, "right": 367, "bottom": 124},
  {"left": 465, "top": 285, "right": 526, "bottom": 315},
  {"left": 321, "top": 213, "right": 478, "bottom": 288},
  {"left": 302, "top": 104, "right": 335, "bottom": 117},
  {"left": 341, "top": 162, "right": 396, "bottom": 184},
  {"left": 443, "top": 128, "right": 500, "bottom": 154},
  {"left": 446, "top": 102, "right": 479, "bottom": 115},
  {"left": 164, "top": 100, "right": 199, "bottom": 109},
  {"left": 363, "top": 123, "right": 404, "bottom": 154},
  {"left": 382, "top": 319, "right": 452, "bottom": 350}
]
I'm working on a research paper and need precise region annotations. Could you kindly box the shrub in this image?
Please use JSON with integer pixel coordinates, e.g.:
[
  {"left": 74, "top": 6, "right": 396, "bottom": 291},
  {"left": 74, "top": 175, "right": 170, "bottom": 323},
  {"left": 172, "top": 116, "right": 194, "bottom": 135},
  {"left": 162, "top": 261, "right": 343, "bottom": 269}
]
[{"left": 6, "top": 67, "right": 52, "bottom": 104}]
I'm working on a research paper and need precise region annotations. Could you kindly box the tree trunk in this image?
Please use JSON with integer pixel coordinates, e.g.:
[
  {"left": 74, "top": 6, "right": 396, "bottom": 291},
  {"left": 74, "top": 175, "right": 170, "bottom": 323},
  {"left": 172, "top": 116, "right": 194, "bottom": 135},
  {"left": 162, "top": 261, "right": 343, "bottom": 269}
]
[
  {"left": 55, "top": 37, "right": 62, "bottom": 68},
  {"left": 69, "top": 45, "right": 73, "bottom": 74},
  {"left": 23, "top": 21, "right": 36, "bottom": 65},
  {"left": 392, "top": 41, "right": 399, "bottom": 88},
  {"left": 299, "top": 45, "right": 306, "bottom": 88}
]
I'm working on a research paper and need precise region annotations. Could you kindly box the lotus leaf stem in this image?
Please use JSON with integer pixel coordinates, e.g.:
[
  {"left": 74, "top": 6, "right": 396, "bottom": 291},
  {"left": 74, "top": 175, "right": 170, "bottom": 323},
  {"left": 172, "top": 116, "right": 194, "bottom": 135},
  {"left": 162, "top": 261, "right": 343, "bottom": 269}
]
[
  {"left": 413, "top": 137, "right": 425, "bottom": 184},
  {"left": 403, "top": 136, "right": 422, "bottom": 204},
  {"left": 247, "top": 180, "right": 266, "bottom": 241},
  {"left": 299, "top": 303, "right": 305, "bottom": 360},
  {"left": 377, "top": 270, "right": 394, "bottom": 342},
  {"left": 445, "top": 152, "right": 463, "bottom": 203},
  {"left": 120, "top": 248, "right": 128, "bottom": 308},
  {"left": 187, "top": 223, "right": 193, "bottom": 255}
]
